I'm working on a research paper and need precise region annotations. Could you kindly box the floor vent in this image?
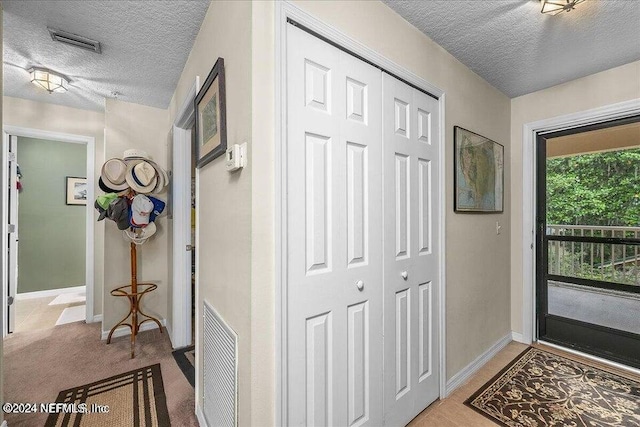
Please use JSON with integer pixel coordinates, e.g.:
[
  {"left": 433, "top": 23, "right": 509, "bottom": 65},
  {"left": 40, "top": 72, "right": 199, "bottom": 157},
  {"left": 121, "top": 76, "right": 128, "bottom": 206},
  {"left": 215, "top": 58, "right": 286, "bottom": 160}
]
[
  {"left": 203, "top": 300, "right": 238, "bottom": 427},
  {"left": 48, "top": 28, "right": 102, "bottom": 54}
]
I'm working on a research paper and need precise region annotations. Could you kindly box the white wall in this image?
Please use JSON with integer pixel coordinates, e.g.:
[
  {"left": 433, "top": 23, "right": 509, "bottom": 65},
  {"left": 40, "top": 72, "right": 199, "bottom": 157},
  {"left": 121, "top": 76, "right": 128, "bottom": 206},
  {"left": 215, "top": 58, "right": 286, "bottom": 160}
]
[
  {"left": 3, "top": 96, "right": 105, "bottom": 316},
  {"left": 510, "top": 60, "right": 640, "bottom": 335},
  {"left": 103, "top": 99, "right": 170, "bottom": 332}
]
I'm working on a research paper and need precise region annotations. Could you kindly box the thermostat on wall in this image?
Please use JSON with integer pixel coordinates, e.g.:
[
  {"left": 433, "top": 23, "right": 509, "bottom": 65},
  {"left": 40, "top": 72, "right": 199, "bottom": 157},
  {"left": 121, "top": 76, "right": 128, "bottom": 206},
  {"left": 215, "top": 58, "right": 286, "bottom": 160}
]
[{"left": 226, "top": 142, "right": 247, "bottom": 172}]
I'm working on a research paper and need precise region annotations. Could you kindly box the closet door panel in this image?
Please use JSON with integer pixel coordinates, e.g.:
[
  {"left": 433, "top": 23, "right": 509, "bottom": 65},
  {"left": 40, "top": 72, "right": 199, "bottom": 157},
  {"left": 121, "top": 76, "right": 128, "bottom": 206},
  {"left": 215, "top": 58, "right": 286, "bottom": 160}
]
[
  {"left": 286, "top": 24, "right": 383, "bottom": 427},
  {"left": 383, "top": 73, "right": 440, "bottom": 426}
]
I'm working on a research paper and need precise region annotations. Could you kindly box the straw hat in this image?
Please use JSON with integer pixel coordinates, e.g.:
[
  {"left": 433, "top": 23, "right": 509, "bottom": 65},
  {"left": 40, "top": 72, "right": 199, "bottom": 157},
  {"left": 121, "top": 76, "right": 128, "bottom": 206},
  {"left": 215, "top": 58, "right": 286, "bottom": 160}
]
[
  {"left": 125, "top": 160, "right": 158, "bottom": 194},
  {"left": 100, "top": 158, "right": 129, "bottom": 191}
]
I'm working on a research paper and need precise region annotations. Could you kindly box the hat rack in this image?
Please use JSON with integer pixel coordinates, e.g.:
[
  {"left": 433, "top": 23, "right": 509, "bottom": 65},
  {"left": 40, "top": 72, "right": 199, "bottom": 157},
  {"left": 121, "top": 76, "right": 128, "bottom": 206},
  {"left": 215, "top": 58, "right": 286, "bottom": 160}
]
[{"left": 97, "top": 151, "right": 168, "bottom": 358}]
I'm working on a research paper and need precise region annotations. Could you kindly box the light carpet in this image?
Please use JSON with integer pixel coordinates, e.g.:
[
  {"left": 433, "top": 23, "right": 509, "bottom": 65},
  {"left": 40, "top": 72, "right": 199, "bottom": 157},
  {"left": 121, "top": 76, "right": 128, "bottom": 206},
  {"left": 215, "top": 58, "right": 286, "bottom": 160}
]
[{"left": 4, "top": 322, "right": 196, "bottom": 426}]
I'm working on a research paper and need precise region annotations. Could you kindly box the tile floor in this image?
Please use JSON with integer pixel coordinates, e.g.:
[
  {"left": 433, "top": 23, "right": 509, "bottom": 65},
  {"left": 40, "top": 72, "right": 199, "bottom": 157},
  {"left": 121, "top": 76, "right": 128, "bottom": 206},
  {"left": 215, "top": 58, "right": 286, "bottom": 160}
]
[{"left": 14, "top": 295, "right": 86, "bottom": 333}]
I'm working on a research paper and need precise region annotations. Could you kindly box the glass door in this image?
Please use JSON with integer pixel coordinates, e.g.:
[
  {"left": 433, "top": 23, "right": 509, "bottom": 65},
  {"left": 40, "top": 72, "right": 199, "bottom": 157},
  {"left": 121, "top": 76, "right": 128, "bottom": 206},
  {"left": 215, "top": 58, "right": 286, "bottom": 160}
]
[{"left": 536, "top": 116, "right": 640, "bottom": 368}]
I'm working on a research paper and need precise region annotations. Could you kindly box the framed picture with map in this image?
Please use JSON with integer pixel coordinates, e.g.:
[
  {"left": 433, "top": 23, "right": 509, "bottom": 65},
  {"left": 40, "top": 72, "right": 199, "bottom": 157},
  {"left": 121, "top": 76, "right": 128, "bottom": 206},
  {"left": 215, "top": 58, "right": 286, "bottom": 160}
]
[
  {"left": 454, "top": 126, "right": 504, "bottom": 212},
  {"left": 195, "top": 57, "right": 226, "bottom": 169}
]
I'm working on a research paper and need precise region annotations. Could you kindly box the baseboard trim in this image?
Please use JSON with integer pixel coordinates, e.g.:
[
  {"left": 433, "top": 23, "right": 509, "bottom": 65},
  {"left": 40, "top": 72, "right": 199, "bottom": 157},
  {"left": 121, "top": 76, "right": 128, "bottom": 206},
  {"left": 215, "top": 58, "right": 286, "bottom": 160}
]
[
  {"left": 165, "top": 320, "right": 174, "bottom": 346},
  {"left": 511, "top": 331, "right": 527, "bottom": 344},
  {"left": 16, "top": 285, "right": 85, "bottom": 300},
  {"left": 196, "top": 405, "right": 207, "bottom": 427},
  {"left": 445, "top": 332, "right": 512, "bottom": 396},
  {"left": 90, "top": 314, "right": 103, "bottom": 323},
  {"left": 101, "top": 318, "right": 166, "bottom": 340}
]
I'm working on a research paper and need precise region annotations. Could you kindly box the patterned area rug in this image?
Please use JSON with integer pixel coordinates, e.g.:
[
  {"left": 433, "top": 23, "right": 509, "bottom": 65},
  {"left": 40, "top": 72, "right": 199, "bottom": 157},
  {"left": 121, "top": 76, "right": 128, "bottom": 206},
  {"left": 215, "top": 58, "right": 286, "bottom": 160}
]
[
  {"left": 172, "top": 345, "right": 195, "bottom": 388},
  {"left": 466, "top": 347, "right": 640, "bottom": 427},
  {"left": 45, "top": 364, "right": 170, "bottom": 427}
]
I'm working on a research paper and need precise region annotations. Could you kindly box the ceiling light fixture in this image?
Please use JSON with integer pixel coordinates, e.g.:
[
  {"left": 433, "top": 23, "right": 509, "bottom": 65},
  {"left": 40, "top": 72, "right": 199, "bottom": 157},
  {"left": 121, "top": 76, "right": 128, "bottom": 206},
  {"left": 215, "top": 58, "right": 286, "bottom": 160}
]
[
  {"left": 541, "top": 0, "right": 586, "bottom": 15},
  {"left": 28, "top": 67, "right": 69, "bottom": 94}
]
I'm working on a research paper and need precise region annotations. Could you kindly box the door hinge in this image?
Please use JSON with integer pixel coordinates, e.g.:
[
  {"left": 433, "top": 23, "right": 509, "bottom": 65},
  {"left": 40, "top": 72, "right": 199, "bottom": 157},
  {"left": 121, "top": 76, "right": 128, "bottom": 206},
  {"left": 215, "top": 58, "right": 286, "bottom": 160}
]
[
  {"left": 8, "top": 152, "right": 16, "bottom": 162},
  {"left": 7, "top": 296, "right": 14, "bottom": 306},
  {"left": 186, "top": 245, "right": 195, "bottom": 251},
  {"left": 8, "top": 224, "right": 16, "bottom": 233}
]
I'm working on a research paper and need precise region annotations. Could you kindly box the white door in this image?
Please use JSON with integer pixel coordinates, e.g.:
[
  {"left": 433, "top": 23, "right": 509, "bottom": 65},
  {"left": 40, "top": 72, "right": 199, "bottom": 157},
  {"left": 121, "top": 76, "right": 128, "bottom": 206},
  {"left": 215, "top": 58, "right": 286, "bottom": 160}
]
[
  {"left": 6, "top": 135, "right": 19, "bottom": 334},
  {"left": 287, "top": 24, "right": 383, "bottom": 426},
  {"left": 382, "top": 73, "right": 440, "bottom": 426}
]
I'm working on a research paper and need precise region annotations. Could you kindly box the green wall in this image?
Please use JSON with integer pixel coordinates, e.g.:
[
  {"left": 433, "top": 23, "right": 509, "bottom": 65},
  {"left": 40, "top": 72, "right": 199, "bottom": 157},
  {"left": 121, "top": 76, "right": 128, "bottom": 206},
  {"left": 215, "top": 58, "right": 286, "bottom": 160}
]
[{"left": 17, "top": 137, "right": 86, "bottom": 293}]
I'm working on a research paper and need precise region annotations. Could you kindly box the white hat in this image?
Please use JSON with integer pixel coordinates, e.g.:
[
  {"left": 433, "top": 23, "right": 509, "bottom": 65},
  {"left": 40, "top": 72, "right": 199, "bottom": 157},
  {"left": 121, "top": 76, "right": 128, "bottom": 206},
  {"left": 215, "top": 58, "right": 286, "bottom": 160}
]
[
  {"left": 126, "top": 161, "right": 158, "bottom": 194},
  {"left": 123, "top": 222, "right": 156, "bottom": 245},
  {"left": 129, "top": 194, "right": 154, "bottom": 227},
  {"left": 123, "top": 149, "right": 149, "bottom": 161},
  {"left": 101, "top": 158, "right": 129, "bottom": 191},
  {"left": 123, "top": 149, "right": 168, "bottom": 194}
]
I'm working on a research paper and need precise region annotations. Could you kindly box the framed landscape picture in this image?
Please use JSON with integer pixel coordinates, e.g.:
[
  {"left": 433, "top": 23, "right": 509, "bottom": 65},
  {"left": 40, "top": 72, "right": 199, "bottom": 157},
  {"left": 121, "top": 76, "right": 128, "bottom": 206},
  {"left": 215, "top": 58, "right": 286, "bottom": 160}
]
[
  {"left": 195, "top": 57, "right": 227, "bottom": 169},
  {"left": 66, "top": 176, "right": 87, "bottom": 205},
  {"left": 454, "top": 126, "right": 504, "bottom": 212}
]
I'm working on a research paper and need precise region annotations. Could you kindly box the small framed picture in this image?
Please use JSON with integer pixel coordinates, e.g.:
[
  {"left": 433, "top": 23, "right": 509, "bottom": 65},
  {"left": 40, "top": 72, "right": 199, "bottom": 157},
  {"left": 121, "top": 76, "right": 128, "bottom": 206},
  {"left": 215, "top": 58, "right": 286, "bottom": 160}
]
[
  {"left": 66, "top": 177, "right": 87, "bottom": 205},
  {"left": 195, "top": 57, "right": 227, "bottom": 169},
  {"left": 454, "top": 126, "right": 504, "bottom": 213}
]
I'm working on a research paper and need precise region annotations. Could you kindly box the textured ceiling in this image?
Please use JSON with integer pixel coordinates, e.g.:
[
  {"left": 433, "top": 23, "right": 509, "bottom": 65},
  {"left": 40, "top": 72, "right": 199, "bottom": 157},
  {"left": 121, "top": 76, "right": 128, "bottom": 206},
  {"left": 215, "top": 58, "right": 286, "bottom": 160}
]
[
  {"left": 383, "top": 0, "right": 640, "bottom": 97},
  {"left": 3, "top": 0, "right": 210, "bottom": 112}
]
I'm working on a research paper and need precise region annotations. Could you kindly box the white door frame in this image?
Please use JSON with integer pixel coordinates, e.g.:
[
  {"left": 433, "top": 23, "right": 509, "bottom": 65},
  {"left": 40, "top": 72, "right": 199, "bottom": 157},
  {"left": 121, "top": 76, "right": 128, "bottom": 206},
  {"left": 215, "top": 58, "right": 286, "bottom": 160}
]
[
  {"left": 520, "top": 98, "right": 640, "bottom": 345},
  {"left": 275, "top": 2, "right": 447, "bottom": 424},
  {"left": 170, "top": 77, "right": 200, "bottom": 349},
  {"left": 2, "top": 125, "right": 96, "bottom": 335}
]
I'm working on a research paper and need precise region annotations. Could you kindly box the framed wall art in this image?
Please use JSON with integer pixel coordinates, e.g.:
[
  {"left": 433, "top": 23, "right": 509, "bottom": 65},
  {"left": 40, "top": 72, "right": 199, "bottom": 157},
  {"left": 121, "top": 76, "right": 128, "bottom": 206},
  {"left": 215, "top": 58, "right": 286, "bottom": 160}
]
[
  {"left": 66, "top": 176, "right": 87, "bottom": 205},
  {"left": 454, "top": 126, "right": 504, "bottom": 213},
  {"left": 195, "top": 57, "right": 227, "bottom": 169}
]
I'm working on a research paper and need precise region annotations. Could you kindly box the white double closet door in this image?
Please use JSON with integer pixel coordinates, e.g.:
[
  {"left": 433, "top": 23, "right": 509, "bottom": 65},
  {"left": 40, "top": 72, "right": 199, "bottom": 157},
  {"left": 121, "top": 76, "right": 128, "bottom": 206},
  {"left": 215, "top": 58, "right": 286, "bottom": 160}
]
[{"left": 287, "top": 24, "right": 440, "bottom": 426}]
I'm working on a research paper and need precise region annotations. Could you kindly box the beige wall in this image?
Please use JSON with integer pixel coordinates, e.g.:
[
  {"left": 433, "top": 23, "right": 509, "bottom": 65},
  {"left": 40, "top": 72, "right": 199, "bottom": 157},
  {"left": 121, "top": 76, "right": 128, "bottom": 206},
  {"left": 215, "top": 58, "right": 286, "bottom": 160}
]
[
  {"left": 167, "top": 1, "right": 254, "bottom": 424},
  {"left": 250, "top": 1, "right": 275, "bottom": 424},
  {"left": 292, "top": 0, "right": 512, "bottom": 380},
  {"left": 510, "top": 60, "right": 640, "bottom": 335},
  {"left": 3, "top": 96, "right": 106, "bottom": 317},
  {"left": 103, "top": 99, "right": 170, "bottom": 332}
]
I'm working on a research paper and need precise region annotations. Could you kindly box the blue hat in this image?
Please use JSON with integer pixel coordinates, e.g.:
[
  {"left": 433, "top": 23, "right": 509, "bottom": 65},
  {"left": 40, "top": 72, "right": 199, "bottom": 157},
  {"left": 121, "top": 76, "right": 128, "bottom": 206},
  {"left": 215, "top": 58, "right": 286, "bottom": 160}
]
[{"left": 148, "top": 196, "right": 166, "bottom": 222}]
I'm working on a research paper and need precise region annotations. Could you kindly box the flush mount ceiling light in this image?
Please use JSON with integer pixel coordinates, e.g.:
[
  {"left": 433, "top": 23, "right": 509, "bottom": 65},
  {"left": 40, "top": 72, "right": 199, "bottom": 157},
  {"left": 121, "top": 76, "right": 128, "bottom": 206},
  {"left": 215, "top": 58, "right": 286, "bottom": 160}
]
[
  {"left": 541, "top": 0, "right": 586, "bottom": 15},
  {"left": 28, "top": 67, "right": 69, "bottom": 94}
]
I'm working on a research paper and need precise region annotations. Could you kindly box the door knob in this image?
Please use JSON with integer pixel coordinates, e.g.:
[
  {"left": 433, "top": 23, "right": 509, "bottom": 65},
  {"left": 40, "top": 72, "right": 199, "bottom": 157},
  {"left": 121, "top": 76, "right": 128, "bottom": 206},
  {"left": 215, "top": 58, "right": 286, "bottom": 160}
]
[
  {"left": 356, "top": 280, "right": 364, "bottom": 291},
  {"left": 401, "top": 271, "right": 408, "bottom": 280}
]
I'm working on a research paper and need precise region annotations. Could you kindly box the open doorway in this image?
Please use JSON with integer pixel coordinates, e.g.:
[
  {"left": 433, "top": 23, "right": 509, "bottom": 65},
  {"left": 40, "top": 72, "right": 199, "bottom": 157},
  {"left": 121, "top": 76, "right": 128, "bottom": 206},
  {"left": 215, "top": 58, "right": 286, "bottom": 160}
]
[
  {"left": 169, "top": 77, "right": 199, "bottom": 350},
  {"left": 2, "top": 127, "right": 96, "bottom": 336},
  {"left": 13, "top": 136, "right": 87, "bottom": 332},
  {"left": 535, "top": 116, "right": 640, "bottom": 367}
]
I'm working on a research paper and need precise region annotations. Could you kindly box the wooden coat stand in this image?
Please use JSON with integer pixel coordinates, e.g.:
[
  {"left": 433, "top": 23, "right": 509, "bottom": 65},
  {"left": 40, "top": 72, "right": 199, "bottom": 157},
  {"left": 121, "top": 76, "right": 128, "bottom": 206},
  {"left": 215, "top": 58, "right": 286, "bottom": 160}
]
[{"left": 106, "top": 241, "right": 162, "bottom": 358}]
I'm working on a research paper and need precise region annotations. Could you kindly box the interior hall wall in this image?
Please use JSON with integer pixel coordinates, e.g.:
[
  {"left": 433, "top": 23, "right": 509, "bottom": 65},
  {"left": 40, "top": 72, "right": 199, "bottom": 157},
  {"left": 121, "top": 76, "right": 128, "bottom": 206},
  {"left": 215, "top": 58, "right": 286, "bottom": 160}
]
[
  {"left": 167, "top": 1, "right": 253, "bottom": 424},
  {"left": 510, "top": 60, "right": 640, "bottom": 336},
  {"left": 16, "top": 137, "right": 86, "bottom": 293},
  {"left": 3, "top": 96, "right": 105, "bottom": 317},
  {"left": 103, "top": 99, "right": 170, "bottom": 334},
  {"left": 291, "top": 0, "right": 512, "bottom": 381}
]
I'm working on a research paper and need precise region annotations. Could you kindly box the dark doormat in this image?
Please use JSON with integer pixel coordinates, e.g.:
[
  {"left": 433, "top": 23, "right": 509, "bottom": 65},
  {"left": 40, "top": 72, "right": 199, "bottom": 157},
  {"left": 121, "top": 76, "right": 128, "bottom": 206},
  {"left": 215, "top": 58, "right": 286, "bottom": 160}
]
[
  {"left": 45, "top": 363, "right": 170, "bottom": 427},
  {"left": 465, "top": 346, "right": 640, "bottom": 427},
  {"left": 172, "top": 345, "right": 195, "bottom": 388}
]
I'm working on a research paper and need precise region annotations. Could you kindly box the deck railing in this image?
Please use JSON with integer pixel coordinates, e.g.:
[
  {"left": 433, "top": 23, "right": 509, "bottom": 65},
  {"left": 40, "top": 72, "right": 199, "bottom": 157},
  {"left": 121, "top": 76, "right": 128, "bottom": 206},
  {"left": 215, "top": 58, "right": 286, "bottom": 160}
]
[{"left": 547, "top": 225, "right": 640, "bottom": 287}]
